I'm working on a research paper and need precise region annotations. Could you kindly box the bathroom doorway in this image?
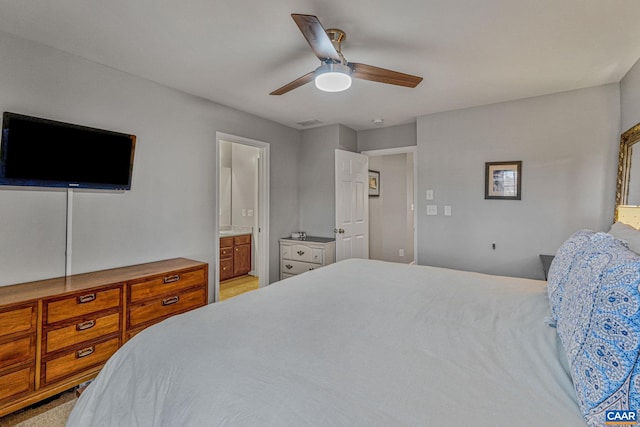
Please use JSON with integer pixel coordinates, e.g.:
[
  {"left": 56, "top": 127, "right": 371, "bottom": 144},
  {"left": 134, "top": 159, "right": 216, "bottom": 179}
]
[{"left": 215, "top": 132, "right": 270, "bottom": 302}]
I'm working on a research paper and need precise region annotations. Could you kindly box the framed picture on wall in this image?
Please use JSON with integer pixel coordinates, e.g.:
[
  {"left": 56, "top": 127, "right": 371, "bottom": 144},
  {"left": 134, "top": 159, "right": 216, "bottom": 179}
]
[
  {"left": 485, "top": 161, "right": 522, "bottom": 200},
  {"left": 368, "top": 170, "right": 380, "bottom": 197}
]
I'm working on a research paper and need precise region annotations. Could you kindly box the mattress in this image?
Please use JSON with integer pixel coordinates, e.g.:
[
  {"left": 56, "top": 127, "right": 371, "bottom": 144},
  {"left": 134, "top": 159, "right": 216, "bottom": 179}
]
[{"left": 67, "top": 259, "right": 584, "bottom": 426}]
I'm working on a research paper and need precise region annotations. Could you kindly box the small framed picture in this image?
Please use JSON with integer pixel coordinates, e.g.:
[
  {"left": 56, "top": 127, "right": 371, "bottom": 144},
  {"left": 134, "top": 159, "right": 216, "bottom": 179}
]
[
  {"left": 368, "top": 170, "right": 380, "bottom": 197},
  {"left": 485, "top": 161, "right": 522, "bottom": 200}
]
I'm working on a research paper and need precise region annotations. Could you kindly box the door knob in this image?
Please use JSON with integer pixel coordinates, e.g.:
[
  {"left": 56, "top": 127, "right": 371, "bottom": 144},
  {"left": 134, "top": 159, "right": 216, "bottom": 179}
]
[{"left": 333, "top": 228, "right": 345, "bottom": 234}]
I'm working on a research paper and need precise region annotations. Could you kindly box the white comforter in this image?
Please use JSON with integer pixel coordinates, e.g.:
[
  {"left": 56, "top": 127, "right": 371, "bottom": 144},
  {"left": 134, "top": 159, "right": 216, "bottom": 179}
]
[{"left": 67, "top": 259, "right": 585, "bottom": 426}]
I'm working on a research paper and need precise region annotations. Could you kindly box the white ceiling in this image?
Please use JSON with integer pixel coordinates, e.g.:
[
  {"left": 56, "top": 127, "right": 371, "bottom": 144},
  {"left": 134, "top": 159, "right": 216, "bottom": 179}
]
[{"left": 1, "top": 0, "right": 639, "bottom": 131}]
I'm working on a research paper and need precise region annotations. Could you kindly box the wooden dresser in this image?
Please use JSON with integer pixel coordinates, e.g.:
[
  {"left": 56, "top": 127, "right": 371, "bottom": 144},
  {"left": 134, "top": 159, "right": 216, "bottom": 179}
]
[{"left": 0, "top": 258, "right": 208, "bottom": 417}]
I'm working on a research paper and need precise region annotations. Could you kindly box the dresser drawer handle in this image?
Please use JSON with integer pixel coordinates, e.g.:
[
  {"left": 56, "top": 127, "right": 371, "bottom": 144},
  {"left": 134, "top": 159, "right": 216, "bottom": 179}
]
[
  {"left": 76, "top": 346, "right": 95, "bottom": 359},
  {"left": 163, "top": 275, "right": 180, "bottom": 284},
  {"left": 76, "top": 320, "right": 96, "bottom": 331},
  {"left": 162, "top": 296, "right": 180, "bottom": 306},
  {"left": 285, "top": 264, "right": 293, "bottom": 270},
  {"left": 297, "top": 250, "right": 305, "bottom": 256},
  {"left": 77, "top": 293, "right": 96, "bottom": 304}
]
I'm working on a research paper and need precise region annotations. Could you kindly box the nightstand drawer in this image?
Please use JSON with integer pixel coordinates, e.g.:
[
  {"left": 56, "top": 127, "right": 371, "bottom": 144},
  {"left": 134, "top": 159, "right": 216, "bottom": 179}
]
[
  {"left": 0, "top": 365, "right": 33, "bottom": 403},
  {"left": 129, "top": 268, "right": 205, "bottom": 302},
  {"left": 128, "top": 287, "right": 206, "bottom": 329},
  {"left": 0, "top": 335, "right": 35, "bottom": 370},
  {"left": 43, "top": 337, "right": 119, "bottom": 385},
  {"left": 281, "top": 259, "right": 320, "bottom": 275},
  {"left": 0, "top": 304, "right": 37, "bottom": 338},
  {"left": 287, "top": 244, "right": 315, "bottom": 262},
  {"left": 45, "top": 312, "right": 121, "bottom": 354},
  {"left": 45, "top": 288, "right": 121, "bottom": 325}
]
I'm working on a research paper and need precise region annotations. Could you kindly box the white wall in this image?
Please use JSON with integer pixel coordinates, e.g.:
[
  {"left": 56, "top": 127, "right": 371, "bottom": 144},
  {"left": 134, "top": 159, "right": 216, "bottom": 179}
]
[
  {"left": 417, "top": 84, "right": 620, "bottom": 279},
  {"left": 0, "top": 32, "right": 300, "bottom": 290},
  {"left": 368, "top": 153, "right": 414, "bottom": 264},
  {"left": 357, "top": 123, "right": 416, "bottom": 152},
  {"left": 298, "top": 124, "right": 356, "bottom": 237},
  {"left": 230, "top": 143, "right": 259, "bottom": 228},
  {"left": 621, "top": 57, "right": 640, "bottom": 133}
]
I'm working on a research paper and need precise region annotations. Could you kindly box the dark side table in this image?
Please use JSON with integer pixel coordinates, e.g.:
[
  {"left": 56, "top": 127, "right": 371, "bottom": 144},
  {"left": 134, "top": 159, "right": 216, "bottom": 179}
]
[{"left": 539, "top": 254, "right": 555, "bottom": 280}]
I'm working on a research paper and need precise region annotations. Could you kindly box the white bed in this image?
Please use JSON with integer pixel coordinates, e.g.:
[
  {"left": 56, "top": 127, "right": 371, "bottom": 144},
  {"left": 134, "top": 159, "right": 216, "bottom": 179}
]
[{"left": 68, "top": 258, "right": 585, "bottom": 426}]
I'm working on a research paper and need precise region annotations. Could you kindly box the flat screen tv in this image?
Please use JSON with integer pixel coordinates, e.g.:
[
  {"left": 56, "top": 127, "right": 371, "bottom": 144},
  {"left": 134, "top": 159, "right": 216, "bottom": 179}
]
[{"left": 0, "top": 112, "right": 136, "bottom": 190}]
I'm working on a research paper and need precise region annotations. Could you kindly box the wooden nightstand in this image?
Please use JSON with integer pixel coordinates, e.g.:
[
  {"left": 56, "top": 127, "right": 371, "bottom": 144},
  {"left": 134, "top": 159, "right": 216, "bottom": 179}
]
[{"left": 539, "top": 254, "right": 555, "bottom": 280}]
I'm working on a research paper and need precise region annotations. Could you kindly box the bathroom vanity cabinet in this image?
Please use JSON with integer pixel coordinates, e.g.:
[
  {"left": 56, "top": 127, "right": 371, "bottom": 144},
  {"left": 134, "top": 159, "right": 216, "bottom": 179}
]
[{"left": 219, "top": 234, "right": 252, "bottom": 282}]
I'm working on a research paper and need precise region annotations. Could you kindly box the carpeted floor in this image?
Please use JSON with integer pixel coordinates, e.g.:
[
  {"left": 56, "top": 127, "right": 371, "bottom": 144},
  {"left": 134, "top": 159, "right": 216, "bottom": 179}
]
[
  {"left": 0, "top": 390, "right": 76, "bottom": 427},
  {"left": 219, "top": 275, "right": 259, "bottom": 301}
]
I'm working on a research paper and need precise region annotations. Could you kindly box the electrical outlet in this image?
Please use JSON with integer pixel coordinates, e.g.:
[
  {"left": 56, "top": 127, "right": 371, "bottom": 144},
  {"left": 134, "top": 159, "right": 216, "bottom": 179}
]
[
  {"left": 444, "top": 205, "right": 452, "bottom": 216},
  {"left": 248, "top": 209, "right": 254, "bottom": 217},
  {"left": 399, "top": 249, "right": 404, "bottom": 257},
  {"left": 426, "top": 189, "right": 434, "bottom": 200}
]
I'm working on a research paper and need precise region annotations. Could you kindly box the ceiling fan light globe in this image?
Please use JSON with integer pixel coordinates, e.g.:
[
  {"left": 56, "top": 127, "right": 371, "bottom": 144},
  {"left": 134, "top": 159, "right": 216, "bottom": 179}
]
[
  {"left": 315, "top": 72, "right": 352, "bottom": 92},
  {"left": 314, "top": 63, "right": 352, "bottom": 92}
]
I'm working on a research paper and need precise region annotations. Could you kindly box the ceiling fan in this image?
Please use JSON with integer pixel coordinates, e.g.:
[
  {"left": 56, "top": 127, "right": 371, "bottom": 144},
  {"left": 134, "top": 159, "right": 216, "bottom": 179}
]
[{"left": 270, "top": 14, "right": 423, "bottom": 95}]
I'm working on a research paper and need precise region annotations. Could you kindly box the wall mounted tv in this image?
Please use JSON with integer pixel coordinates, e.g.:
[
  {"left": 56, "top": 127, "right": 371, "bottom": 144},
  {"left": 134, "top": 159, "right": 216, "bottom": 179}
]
[{"left": 0, "top": 112, "right": 136, "bottom": 190}]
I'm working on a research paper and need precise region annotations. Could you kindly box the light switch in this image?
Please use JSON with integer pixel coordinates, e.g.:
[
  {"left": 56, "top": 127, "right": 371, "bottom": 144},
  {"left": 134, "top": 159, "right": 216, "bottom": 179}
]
[
  {"left": 248, "top": 209, "right": 254, "bottom": 217},
  {"left": 426, "top": 205, "right": 437, "bottom": 215},
  {"left": 444, "top": 206, "right": 452, "bottom": 216},
  {"left": 426, "top": 189, "right": 434, "bottom": 200}
]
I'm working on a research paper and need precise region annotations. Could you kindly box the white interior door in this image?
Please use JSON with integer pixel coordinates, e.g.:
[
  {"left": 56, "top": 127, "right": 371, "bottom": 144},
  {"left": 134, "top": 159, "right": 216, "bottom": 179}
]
[{"left": 335, "top": 149, "right": 369, "bottom": 261}]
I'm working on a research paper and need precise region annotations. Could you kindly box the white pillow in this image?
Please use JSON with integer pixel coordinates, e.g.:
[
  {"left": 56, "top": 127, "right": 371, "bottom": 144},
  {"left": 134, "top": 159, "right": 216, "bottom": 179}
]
[{"left": 608, "top": 221, "right": 640, "bottom": 254}]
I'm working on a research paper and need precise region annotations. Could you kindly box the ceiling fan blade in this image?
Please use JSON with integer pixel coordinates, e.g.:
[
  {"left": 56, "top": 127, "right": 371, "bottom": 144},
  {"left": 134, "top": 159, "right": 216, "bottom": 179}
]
[
  {"left": 291, "top": 14, "right": 341, "bottom": 62},
  {"left": 350, "top": 63, "right": 423, "bottom": 88},
  {"left": 270, "top": 71, "right": 315, "bottom": 95}
]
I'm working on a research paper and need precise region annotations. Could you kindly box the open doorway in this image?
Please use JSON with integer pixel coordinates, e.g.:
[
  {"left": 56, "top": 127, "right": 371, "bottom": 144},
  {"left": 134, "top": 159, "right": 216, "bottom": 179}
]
[
  {"left": 215, "top": 132, "right": 270, "bottom": 303},
  {"left": 362, "top": 147, "right": 417, "bottom": 264}
]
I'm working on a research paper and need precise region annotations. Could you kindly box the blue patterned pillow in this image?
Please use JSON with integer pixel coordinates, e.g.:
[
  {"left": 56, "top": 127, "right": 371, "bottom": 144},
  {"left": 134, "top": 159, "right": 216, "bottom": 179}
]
[
  {"left": 555, "top": 232, "right": 640, "bottom": 426},
  {"left": 547, "top": 229, "right": 595, "bottom": 322}
]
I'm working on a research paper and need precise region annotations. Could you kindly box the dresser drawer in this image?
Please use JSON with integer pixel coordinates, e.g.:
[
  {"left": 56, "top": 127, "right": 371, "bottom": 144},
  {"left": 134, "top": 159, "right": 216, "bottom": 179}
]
[
  {"left": 281, "top": 259, "right": 320, "bottom": 275},
  {"left": 286, "top": 244, "right": 315, "bottom": 262},
  {"left": 220, "top": 259, "right": 234, "bottom": 281},
  {"left": 281, "top": 245, "right": 291, "bottom": 259},
  {"left": 43, "top": 337, "right": 119, "bottom": 385},
  {"left": 129, "top": 268, "right": 205, "bottom": 303},
  {"left": 234, "top": 234, "right": 251, "bottom": 245},
  {"left": 0, "top": 365, "right": 34, "bottom": 403},
  {"left": 45, "top": 288, "right": 121, "bottom": 325},
  {"left": 45, "top": 312, "right": 121, "bottom": 355},
  {"left": 220, "top": 246, "right": 233, "bottom": 260},
  {"left": 220, "top": 237, "right": 234, "bottom": 248},
  {"left": 0, "top": 304, "right": 37, "bottom": 338},
  {"left": 0, "top": 335, "right": 35, "bottom": 370},
  {"left": 128, "top": 287, "right": 206, "bottom": 329}
]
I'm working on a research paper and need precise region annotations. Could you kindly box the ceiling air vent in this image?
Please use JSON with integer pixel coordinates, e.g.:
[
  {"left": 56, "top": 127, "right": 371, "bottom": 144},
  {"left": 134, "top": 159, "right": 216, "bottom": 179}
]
[{"left": 296, "top": 119, "right": 323, "bottom": 127}]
